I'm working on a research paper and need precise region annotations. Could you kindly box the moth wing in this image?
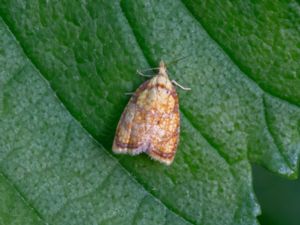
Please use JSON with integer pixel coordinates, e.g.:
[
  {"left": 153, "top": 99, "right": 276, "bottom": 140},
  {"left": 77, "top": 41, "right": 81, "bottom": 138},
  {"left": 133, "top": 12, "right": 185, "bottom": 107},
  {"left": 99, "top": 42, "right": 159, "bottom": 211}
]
[
  {"left": 113, "top": 74, "right": 180, "bottom": 165},
  {"left": 112, "top": 81, "right": 152, "bottom": 155},
  {"left": 147, "top": 87, "right": 180, "bottom": 165}
]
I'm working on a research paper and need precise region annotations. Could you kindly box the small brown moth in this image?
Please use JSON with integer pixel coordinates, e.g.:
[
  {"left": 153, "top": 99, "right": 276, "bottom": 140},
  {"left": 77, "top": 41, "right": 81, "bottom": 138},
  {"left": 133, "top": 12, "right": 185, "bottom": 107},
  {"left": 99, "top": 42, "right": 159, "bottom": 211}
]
[{"left": 112, "top": 60, "right": 190, "bottom": 165}]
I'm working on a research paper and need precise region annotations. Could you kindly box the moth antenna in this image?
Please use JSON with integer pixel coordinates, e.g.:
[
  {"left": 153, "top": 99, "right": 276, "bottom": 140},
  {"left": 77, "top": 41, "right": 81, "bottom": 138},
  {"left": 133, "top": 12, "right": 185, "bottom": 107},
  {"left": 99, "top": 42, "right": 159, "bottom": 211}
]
[
  {"left": 136, "top": 67, "right": 160, "bottom": 77},
  {"left": 171, "top": 80, "right": 191, "bottom": 91},
  {"left": 165, "top": 55, "right": 190, "bottom": 67},
  {"left": 136, "top": 69, "right": 153, "bottom": 77}
]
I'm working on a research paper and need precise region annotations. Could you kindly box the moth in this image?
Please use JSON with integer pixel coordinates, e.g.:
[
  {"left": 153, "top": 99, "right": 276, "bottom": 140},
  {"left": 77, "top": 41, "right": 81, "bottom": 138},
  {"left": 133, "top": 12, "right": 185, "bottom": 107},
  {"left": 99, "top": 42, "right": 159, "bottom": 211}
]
[{"left": 112, "top": 61, "right": 190, "bottom": 165}]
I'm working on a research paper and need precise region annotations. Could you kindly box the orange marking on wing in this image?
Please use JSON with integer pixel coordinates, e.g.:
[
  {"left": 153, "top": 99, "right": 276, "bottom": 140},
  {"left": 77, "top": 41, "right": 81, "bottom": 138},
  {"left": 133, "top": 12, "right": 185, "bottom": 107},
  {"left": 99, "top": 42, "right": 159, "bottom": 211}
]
[{"left": 112, "top": 61, "right": 180, "bottom": 165}]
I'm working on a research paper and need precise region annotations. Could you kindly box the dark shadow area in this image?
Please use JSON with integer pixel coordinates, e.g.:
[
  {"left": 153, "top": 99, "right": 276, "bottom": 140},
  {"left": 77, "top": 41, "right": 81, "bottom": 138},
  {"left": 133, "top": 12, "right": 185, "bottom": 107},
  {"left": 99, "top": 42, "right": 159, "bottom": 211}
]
[{"left": 253, "top": 165, "right": 300, "bottom": 225}]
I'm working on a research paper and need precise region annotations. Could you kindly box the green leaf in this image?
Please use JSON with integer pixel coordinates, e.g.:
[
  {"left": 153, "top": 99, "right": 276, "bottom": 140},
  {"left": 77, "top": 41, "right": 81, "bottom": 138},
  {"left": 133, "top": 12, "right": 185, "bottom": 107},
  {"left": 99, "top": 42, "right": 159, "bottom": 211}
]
[{"left": 0, "top": 0, "right": 299, "bottom": 224}]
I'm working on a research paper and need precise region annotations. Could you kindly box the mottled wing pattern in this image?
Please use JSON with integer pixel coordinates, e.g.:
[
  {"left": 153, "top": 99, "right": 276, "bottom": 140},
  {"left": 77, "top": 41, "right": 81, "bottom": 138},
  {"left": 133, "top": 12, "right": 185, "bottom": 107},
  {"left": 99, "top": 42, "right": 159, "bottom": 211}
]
[
  {"left": 147, "top": 85, "right": 179, "bottom": 165},
  {"left": 113, "top": 62, "right": 180, "bottom": 165},
  {"left": 112, "top": 81, "right": 152, "bottom": 154}
]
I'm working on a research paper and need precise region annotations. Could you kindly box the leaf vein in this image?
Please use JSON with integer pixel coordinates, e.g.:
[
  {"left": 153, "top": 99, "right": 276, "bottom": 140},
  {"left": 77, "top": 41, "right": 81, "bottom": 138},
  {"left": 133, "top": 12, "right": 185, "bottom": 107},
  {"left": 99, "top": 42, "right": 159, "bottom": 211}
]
[
  {"left": 180, "top": 0, "right": 300, "bottom": 109},
  {"left": 0, "top": 170, "right": 47, "bottom": 225},
  {"left": 262, "top": 94, "right": 293, "bottom": 171}
]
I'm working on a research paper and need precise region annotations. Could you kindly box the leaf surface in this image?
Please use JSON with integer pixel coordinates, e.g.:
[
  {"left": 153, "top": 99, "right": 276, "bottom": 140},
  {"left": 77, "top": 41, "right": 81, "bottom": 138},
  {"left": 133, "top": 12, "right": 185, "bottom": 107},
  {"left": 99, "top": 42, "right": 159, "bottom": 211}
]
[{"left": 0, "top": 0, "right": 299, "bottom": 224}]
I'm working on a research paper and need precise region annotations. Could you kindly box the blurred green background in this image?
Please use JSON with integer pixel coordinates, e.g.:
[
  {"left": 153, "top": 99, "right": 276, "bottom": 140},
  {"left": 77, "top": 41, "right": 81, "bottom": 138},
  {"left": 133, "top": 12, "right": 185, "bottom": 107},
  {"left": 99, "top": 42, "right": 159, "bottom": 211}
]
[{"left": 254, "top": 165, "right": 300, "bottom": 225}]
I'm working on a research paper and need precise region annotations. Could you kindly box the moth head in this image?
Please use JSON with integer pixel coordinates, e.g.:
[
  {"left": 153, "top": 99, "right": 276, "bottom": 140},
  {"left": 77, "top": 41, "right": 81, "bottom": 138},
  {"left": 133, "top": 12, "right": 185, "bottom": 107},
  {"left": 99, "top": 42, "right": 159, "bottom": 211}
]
[{"left": 159, "top": 60, "right": 167, "bottom": 76}]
